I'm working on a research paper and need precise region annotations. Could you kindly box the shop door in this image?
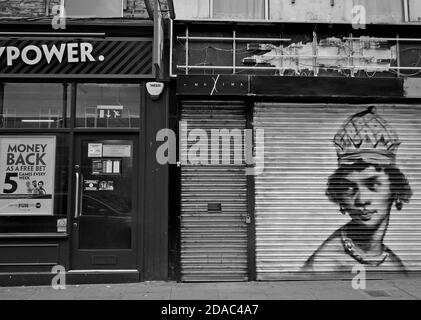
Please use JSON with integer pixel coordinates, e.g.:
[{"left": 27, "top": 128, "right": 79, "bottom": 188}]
[{"left": 71, "top": 134, "right": 138, "bottom": 270}]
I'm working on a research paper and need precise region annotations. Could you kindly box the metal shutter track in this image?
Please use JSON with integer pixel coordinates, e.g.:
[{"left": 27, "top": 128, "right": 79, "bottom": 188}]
[
  {"left": 181, "top": 101, "right": 248, "bottom": 282},
  {"left": 254, "top": 103, "right": 421, "bottom": 280}
]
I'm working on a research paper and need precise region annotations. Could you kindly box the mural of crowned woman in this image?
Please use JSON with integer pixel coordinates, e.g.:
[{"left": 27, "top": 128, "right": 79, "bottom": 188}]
[{"left": 303, "top": 106, "right": 413, "bottom": 273}]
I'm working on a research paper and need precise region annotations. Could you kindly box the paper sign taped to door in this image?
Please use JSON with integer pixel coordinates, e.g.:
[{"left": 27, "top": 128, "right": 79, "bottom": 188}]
[
  {"left": 84, "top": 180, "right": 98, "bottom": 191},
  {"left": 113, "top": 160, "right": 120, "bottom": 174},
  {"left": 98, "top": 180, "right": 114, "bottom": 191},
  {"left": 88, "top": 143, "right": 102, "bottom": 157},
  {"left": 102, "top": 145, "right": 131, "bottom": 157},
  {"left": 57, "top": 218, "right": 67, "bottom": 233}
]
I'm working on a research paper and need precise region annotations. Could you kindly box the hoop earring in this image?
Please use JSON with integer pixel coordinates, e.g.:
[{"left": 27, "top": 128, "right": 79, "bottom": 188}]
[
  {"left": 340, "top": 206, "right": 346, "bottom": 215},
  {"left": 395, "top": 199, "right": 403, "bottom": 211}
]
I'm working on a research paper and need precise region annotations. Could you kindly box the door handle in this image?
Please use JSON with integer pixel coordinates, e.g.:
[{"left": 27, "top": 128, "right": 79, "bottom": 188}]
[{"left": 74, "top": 171, "right": 82, "bottom": 219}]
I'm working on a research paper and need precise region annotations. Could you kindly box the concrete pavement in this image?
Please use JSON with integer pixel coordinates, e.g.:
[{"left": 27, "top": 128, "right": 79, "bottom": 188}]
[{"left": 1, "top": 278, "right": 421, "bottom": 300}]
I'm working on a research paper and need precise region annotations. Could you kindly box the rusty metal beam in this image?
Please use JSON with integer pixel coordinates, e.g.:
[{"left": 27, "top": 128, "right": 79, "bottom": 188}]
[
  {"left": 166, "top": 0, "right": 175, "bottom": 19},
  {"left": 144, "top": 0, "right": 154, "bottom": 19}
]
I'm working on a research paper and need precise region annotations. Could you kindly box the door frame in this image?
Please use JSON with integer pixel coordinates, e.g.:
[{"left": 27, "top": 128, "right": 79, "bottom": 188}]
[{"left": 70, "top": 133, "right": 140, "bottom": 270}]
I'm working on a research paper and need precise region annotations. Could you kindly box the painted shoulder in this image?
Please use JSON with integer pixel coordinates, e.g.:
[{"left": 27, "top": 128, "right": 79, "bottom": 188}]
[
  {"left": 383, "top": 246, "right": 408, "bottom": 274},
  {"left": 302, "top": 229, "right": 355, "bottom": 273}
]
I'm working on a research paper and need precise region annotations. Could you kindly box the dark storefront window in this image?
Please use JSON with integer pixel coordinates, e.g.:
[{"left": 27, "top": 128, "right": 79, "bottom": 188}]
[
  {"left": 0, "top": 134, "right": 69, "bottom": 233},
  {"left": 0, "top": 83, "right": 70, "bottom": 129},
  {"left": 76, "top": 84, "right": 141, "bottom": 128},
  {"left": 0, "top": 82, "right": 141, "bottom": 235}
]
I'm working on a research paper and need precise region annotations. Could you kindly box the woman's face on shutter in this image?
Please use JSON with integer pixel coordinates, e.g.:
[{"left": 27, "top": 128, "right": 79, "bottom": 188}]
[{"left": 341, "top": 166, "right": 392, "bottom": 228}]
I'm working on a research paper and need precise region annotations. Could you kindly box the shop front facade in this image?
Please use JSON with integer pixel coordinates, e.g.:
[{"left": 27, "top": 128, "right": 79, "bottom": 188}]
[
  {"left": 171, "top": 18, "right": 421, "bottom": 281},
  {"left": 0, "top": 19, "right": 171, "bottom": 285}
]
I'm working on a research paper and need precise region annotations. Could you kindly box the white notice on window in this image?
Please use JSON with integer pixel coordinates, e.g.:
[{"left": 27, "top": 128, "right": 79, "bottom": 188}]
[
  {"left": 105, "top": 160, "right": 113, "bottom": 173},
  {"left": 88, "top": 143, "right": 102, "bottom": 157},
  {"left": 113, "top": 160, "right": 120, "bottom": 174},
  {"left": 103, "top": 145, "right": 131, "bottom": 157}
]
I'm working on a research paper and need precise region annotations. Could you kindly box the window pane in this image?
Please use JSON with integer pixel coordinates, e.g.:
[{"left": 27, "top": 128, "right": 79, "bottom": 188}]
[
  {"left": 213, "top": 0, "right": 264, "bottom": 19},
  {"left": 1, "top": 83, "right": 69, "bottom": 129},
  {"left": 270, "top": 0, "right": 403, "bottom": 23},
  {"left": 0, "top": 134, "right": 69, "bottom": 233},
  {"left": 173, "top": 0, "right": 210, "bottom": 19},
  {"left": 409, "top": 0, "right": 421, "bottom": 22},
  {"left": 79, "top": 139, "right": 134, "bottom": 249},
  {"left": 65, "top": 0, "right": 123, "bottom": 18},
  {"left": 353, "top": 0, "right": 403, "bottom": 23},
  {"left": 270, "top": 0, "right": 353, "bottom": 23},
  {"left": 76, "top": 84, "right": 140, "bottom": 128}
]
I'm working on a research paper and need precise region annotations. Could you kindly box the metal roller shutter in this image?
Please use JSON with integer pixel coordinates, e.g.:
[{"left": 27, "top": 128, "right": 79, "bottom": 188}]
[
  {"left": 180, "top": 101, "right": 248, "bottom": 282},
  {"left": 254, "top": 103, "right": 421, "bottom": 280}
]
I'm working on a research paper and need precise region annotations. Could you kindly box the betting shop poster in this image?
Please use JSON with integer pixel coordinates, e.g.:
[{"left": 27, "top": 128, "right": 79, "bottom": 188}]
[{"left": 0, "top": 136, "right": 56, "bottom": 215}]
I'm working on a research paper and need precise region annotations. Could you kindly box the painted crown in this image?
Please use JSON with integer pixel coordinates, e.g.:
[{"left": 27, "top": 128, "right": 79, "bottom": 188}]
[{"left": 333, "top": 106, "right": 400, "bottom": 165}]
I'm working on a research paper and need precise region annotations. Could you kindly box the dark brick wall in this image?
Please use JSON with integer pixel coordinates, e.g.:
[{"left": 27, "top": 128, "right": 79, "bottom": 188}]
[
  {"left": 48, "top": 0, "right": 62, "bottom": 15},
  {"left": 0, "top": 0, "right": 48, "bottom": 17},
  {"left": 0, "top": 0, "right": 69, "bottom": 17},
  {"left": 0, "top": 0, "right": 149, "bottom": 18}
]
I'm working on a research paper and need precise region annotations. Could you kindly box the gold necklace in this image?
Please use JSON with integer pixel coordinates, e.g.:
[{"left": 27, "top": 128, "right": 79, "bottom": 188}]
[{"left": 340, "top": 229, "right": 389, "bottom": 266}]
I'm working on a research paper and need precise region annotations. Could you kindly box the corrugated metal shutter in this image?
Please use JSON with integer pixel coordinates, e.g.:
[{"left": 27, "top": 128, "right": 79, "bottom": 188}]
[
  {"left": 254, "top": 103, "right": 421, "bottom": 280},
  {"left": 180, "top": 101, "right": 248, "bottom": 282}
]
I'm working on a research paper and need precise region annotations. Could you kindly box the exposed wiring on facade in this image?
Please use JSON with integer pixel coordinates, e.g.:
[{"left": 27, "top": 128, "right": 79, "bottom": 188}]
[{"left": 178, "top": 33, "right": 421, "bottom": 78}]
